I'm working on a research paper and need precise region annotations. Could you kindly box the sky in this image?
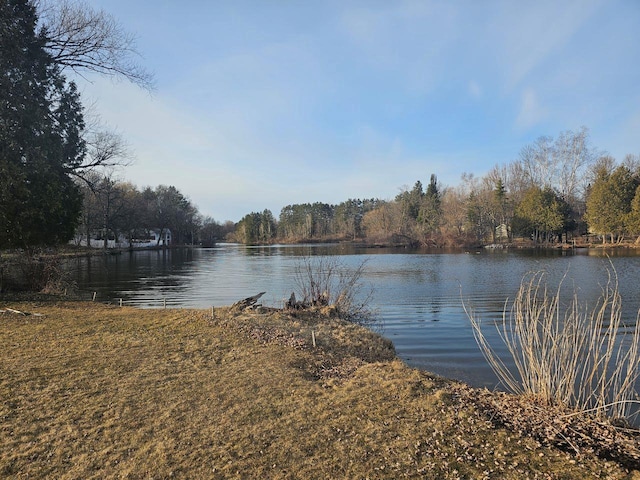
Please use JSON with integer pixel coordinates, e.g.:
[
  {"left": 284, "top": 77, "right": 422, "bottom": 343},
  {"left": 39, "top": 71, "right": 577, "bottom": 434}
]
[{"left": 75, "top": 0, "right": 640, "bottom": 222}]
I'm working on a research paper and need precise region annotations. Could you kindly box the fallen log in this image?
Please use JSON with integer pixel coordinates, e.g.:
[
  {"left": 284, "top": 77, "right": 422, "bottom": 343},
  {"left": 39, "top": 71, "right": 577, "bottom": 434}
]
[{"left": 231, "top": 292, "right": 266, "bottom": 310}]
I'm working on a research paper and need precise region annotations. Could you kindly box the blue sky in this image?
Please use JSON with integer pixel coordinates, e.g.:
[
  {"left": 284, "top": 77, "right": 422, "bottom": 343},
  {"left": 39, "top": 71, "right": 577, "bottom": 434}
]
[{"left": 77, "top": 0, "right": 640, "bottom": 222}]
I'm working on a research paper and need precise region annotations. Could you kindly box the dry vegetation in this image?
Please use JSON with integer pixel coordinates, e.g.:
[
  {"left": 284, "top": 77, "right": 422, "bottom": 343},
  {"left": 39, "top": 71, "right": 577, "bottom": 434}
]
[
  {"left": 1, "top": 301, "right": 640, "bottom": 479},
  {"left": 468, "top": 269, "right": 640, "bottom": 422}
]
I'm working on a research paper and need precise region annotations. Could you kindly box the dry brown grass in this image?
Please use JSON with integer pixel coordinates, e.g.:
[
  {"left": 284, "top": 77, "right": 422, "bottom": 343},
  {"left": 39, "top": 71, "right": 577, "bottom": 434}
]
[{"left": 1, "top": 301, "right": 639, "bottom": 479}]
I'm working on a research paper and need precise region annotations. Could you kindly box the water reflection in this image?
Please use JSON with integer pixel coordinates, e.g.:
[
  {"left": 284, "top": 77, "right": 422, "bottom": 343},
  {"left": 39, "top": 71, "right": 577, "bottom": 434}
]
[{"left": 66, "top": 244, "right": 640, "bottom": 390}]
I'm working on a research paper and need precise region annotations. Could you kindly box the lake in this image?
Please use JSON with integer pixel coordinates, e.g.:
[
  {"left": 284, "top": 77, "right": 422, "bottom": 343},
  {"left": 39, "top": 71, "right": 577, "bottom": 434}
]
[{"left": 67, "top": 244, "right": 640, "bottom": 389}]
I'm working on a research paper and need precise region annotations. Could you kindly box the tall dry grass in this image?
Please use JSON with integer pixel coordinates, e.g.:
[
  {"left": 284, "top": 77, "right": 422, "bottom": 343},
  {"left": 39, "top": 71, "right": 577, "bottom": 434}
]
[{"left": 466, "top": 268, "right": 640, "bottom": 421}]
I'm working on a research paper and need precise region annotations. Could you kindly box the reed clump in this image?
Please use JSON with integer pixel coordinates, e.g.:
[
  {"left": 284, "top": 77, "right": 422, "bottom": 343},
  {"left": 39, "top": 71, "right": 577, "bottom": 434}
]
[{"left": 466, "top": 268, "right": 640, "bottom": 422}]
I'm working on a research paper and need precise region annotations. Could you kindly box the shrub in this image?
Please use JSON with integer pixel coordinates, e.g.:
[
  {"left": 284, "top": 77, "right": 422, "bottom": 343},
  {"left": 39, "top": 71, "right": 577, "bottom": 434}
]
[
  {"left": 1, "top": 251, "right": 76, "bottom": 294},
  {"left": 291, "top": 255, "right": 376, "bottom": 325}
]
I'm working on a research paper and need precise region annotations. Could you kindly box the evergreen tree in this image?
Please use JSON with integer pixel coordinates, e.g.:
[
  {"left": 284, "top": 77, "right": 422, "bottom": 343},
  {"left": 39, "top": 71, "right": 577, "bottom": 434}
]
[
  {"left": 394, "top": 180, "right": 423, "bottom": 227},
  {"left": 626, "top": 185, "right": 640, "bottom": 243},
  {"left": 0, "top": 0, "right": 84, "bottom": 248},
  {"left": 585, "top": 165, "right": 639, "bottom": 243},
  {"left": 417, "top": 174, "right": 442, "bottom": 237},
  {"left": 425, "top": 174, "right": 440, "bottom": 204},
  {"left": 514, "top": 187, "right": 566, "bottom": 244},
  {"left": 491, "top": 178, "right": 510, "bottom": 242}
]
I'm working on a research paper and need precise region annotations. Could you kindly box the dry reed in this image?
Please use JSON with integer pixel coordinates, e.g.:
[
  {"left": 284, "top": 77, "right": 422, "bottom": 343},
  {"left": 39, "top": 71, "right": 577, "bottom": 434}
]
[{"left": 466, "top": 268, "right": 640, "bottom": 421}]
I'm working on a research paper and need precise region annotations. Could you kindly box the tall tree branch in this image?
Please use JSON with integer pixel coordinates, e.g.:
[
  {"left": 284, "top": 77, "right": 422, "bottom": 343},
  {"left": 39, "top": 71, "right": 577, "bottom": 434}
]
[{"left": 36, "top": 0, "right": 154, "bottom": 90}]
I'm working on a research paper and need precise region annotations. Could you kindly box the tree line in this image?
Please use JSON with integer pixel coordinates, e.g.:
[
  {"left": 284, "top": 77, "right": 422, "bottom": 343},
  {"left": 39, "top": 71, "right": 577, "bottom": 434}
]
[
  {"left": 2, "top": 1, "right": 639, "bottom": 254},
  {"left": 232, "top": 199, "right": 381, "bottom": 245},
  {"left": 75, "top": 174, "right": 233, "bottom": 249},
  {"left": 234, "top": 127, "right": 640, "bottom": 247}
]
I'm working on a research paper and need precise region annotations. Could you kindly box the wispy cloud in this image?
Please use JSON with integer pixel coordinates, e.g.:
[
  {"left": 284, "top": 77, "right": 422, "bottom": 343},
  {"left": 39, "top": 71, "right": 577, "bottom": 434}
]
[
  {"left": 515, "top": 88, "right": 548, "bottom": 130},
  {"left": 493, "top": 0, "right": 605, "bottom": 91},
  {"left": 339, "top": 1, "right": 460, "bottom": 97}
]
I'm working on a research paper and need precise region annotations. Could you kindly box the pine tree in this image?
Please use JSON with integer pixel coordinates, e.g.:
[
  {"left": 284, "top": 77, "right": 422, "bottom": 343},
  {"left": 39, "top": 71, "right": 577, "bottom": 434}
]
[
  {"left": 0, "top": 0, "right": 84, "bottom": 248},
  {"left": 417, "top": 174, "right": 442, "bottom": 236},
  {"left": 585, "top": 165, "right": 639, "bottom": 244}
]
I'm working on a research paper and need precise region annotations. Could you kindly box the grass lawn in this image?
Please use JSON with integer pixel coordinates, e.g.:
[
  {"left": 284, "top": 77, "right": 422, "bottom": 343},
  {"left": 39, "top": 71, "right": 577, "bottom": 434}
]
[{"left": 1, "top": 301, "right": 638, "bottom": 479}]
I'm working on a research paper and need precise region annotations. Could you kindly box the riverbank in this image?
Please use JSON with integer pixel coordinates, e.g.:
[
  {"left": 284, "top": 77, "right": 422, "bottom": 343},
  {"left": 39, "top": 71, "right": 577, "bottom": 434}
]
[{"left": 1, "top": 301, "right": 639, "bottom": 478}]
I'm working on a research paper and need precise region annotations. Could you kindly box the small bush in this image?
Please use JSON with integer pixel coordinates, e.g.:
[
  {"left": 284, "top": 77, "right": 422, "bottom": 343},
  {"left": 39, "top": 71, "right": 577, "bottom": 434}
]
[
  {"left": 291, "top": 255, "right": 376, "bottom": 325},
  {"left": 2, "top": 251, "right": 76, "bottom": 294}
]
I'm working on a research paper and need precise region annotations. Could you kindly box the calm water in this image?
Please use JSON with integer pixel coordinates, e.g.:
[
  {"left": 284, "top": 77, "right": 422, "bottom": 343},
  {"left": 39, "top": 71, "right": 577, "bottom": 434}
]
[{"left": 67, "top": 244, "right": 640, "bottom": 389}]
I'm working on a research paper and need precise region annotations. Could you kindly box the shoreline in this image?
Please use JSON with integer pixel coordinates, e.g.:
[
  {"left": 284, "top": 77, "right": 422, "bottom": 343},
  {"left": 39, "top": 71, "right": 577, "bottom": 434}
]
[{"left": 4, "top": 237, "right": 640, "bottom": 265}]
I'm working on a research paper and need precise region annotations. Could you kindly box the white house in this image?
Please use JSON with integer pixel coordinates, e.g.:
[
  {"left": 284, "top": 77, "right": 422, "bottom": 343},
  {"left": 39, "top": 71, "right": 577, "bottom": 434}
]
[
  {"left": 72, "top": 228, "right": 172, "bottom": 249},
  {"left": 144, "top": 229, "right": 171, "bottom": 247}
]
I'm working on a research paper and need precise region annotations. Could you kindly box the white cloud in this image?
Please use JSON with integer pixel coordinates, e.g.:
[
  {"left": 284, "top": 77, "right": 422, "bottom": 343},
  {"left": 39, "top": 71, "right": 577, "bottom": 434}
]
[
  {"left": 77, "top": 75, "right": 408, "bottom": 220},
  {"left": 75, "top": 77, "right": 289, "bottom": 219}
]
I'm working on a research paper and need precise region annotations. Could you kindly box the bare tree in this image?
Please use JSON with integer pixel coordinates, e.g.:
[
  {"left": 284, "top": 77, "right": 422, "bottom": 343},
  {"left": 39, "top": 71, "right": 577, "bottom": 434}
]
[
  {"left": 36, "top": 0, "right": 154, "bottom": 90},
  {"left": 292, "top": 256, "right": 375, "bottom": 325},
  {"left": 62, "top": 99, "right": 132, "bottom": 186},
  {"left": 75, "top": 171, "right": 103, "bottom": 247},
  {"left": 553, "top": 126, "right": 599, "bottom": 204},
  {"left": 362, "top": 201, "right": 402, "bottom": 243},
  {"left": 94, "top": 173, "right": 126, "bottom": 250},
  {"left": 519, "top": 135, "right": 554, "bottom": 190},
  {"left": 441, "top": 186, "right": 469, "bottom": 238},
  {"left": 31, "top": 0, "right": 150, "bottom": 182},
  {"left": 82, "top": 126, "right": 130, "bottom": 173},
  {"left": 483, "top": 162, "right": 528, "bottom": 209},
  {"left": 622, "top": 153, "right": 640, "bottom": 175}
]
